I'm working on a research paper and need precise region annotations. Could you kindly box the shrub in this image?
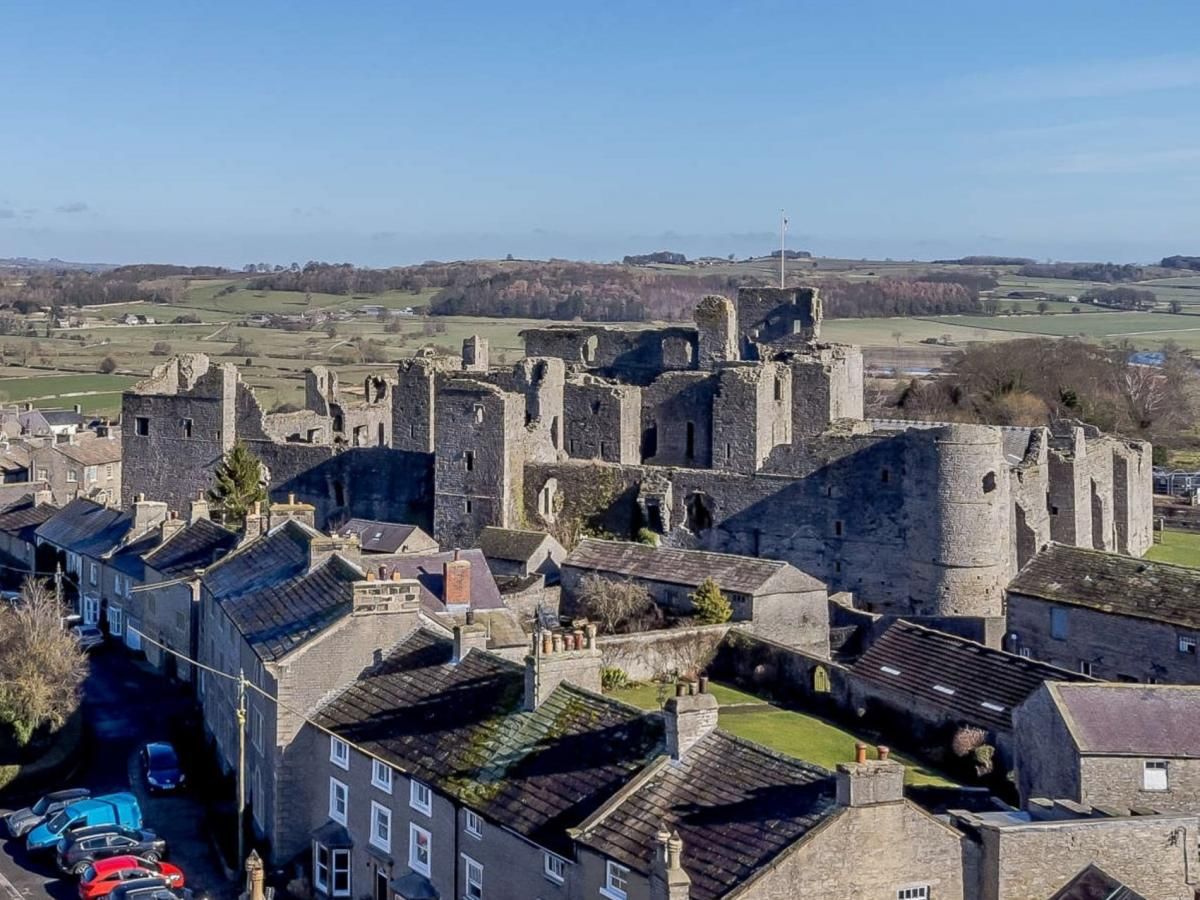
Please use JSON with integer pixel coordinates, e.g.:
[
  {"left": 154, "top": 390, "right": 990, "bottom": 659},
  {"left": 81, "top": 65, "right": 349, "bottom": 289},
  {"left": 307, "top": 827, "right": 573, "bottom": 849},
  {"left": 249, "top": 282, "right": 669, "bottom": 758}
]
[
  {"left": 600, "top": 667, "right": 628, "bottom": 691},
  {"left": 577, "top": 575, "right": 653, "bottom": 634},
  {"left": 151, "top": 341, "right": 172, "bottom": 356},
  {"left": 636, "top": 527, "right": 659, "bottom": 546},
  {"left": 973, "top": 744, "right": 996, "bottom": 776},
  {"left": 97, "top": 355, "right": 117, "bottom": 374},
  {"left": 951, "top": 724, "right": 987, "bottom": 757},
  {"left": 690, "top": 577, "right": 732, "bottom": 624}
]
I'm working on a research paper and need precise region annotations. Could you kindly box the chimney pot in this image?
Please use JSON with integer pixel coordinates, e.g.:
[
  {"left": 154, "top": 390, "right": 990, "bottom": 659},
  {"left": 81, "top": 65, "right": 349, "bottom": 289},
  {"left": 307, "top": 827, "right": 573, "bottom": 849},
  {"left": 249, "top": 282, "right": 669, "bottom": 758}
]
[
  {"left": 136, "top": 492, "right": 145, "bottom": 502},
  {"left": 378, "top": 564, "right": 387, "bottom": 580},
  {"left": 391, "top": 571, "right": 402, "bottom": 582},
  {"left": 585, "top": 623, "right": 597, "bottom": 648},
  {"left": 698, "top": 675, "right": 709, "bottom": 694},
  {"left": 855, "top": 742, "right": 868, "bottom": 764},
  {"left": 541, "top": 633, "right": 552, "bottom": 654},
  {"left": 675, "top": 682, "right": 686, "bottom": 698},
  {"left": 289, "top": 492, "right": 295, "bottom": 504},
  {"left": 552, "top": 632, "right": 563, "bottom": 653},
  {"left": 465, "top": 609, "right": 475, "bottom": 625},
  {"left": 366, "top": 571, "right": 376, "bottom": 581},
  {"left": 878, "top": 745, "right": 890, "bottom": 761}
]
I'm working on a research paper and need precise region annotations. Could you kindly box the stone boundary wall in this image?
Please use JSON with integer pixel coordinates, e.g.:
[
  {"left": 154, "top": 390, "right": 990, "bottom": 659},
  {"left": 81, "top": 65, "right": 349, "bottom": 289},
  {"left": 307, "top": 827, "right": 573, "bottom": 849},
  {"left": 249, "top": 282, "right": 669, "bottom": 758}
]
[{"left": 596, "top": 623, "right": 735, "bottom": 681}]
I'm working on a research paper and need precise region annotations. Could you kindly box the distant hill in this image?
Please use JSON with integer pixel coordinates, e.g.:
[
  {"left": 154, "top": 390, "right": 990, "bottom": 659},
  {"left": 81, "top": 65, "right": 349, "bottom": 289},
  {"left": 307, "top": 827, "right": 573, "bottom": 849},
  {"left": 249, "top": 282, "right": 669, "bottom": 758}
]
[
  {"left": 931, "top": 256, "right": 1034, "bottom": 266},
  {"left": 1162, "top": 255, "right": 1200, "bottom": 272},
  {"left": 0, "top": 256, "right": 114, "bottom": 272},
  {"left": 623, "top": 251, "right": 687, "bottom": 265}
]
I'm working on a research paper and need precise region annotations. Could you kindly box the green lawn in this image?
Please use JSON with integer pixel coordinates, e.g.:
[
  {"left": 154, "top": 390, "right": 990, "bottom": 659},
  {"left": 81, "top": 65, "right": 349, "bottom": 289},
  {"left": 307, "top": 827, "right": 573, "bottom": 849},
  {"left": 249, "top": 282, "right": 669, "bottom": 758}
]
[
  {"left": 608, "top": 680, "right": 955, "bottom": 786},
  {"left": 0, "top": 373, "right": 137, "bottom": 404},
  {"left": 1147, "top": 530, "right": 1200, "bottom": 568}
]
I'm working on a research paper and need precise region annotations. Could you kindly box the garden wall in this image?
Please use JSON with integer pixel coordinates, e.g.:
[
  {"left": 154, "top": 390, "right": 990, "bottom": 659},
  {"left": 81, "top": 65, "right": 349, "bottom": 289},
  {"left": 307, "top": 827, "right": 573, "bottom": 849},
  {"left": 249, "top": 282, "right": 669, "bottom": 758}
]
[{"left": 597, "top": 623, "right": 734, "bottom": 681}]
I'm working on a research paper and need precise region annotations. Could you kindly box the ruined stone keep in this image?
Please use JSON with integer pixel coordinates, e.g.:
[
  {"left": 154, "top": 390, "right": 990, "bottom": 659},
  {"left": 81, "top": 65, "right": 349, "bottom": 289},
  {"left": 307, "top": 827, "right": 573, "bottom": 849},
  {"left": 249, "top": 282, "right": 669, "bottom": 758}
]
[{"left": 121, "top": 287, "right": 1154, "bottom": 619}]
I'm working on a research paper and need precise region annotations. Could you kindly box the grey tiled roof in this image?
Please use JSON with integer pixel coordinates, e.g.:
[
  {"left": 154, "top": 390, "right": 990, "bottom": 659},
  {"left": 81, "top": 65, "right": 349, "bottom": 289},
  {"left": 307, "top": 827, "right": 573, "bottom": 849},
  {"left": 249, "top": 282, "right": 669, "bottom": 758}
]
[
  {"left": 1050, "top": 863, "right": 1145, "bottom": 900},
  {"left": 375, "top": 549, "right": 504, "bottom": 614},
  {"left": 314, "top": 629, "right": 663, "bottom": 855},
  {"left": 1009, "top": 543, "right": 1200, "bottom": 630},
  {"left": 564, "top": 538, "right": 821, "bottom": 593},
  {"left": 202, "top": 519, "right": 313, "bottom": 600},
  {"left": 852, "top": 621, "right": 1089, "bottom": 732},
  {"left": 145, "top": 519, "right": 238, "bottom": 579},
  {"left": 36, "top": 497, "right": 131, "bottom": 557},
  {"left": 576, "top": 731, "right": 837, "bottom": 900},
  {"left": 222, "top": 555, "right": 361, "bottom": 661},
  {"left": 336, "top": 518, "right": 427, "bottom": 553},
  {"left": 478, "top": 526, "right": 552, "bottom": 563},
  {"left": 0, "top": 500, "right": 56, "bottom": 541},
  {"left": 1049, "top": 683, "right": 1200, "bottom": 758}
]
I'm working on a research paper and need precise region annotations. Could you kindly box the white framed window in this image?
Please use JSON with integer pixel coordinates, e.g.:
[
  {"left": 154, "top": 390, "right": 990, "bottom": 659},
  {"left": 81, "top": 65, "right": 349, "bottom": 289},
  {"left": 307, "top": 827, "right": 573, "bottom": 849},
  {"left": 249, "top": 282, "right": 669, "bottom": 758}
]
[
  {"left": 463, "top": 856, "right": 483, "bottom": 900},
  {"left": 603, "top": 861, "right": 629, "bottom": 900},
  {"left": 329, "top": 735, "right": 349, "bottom": 770},
  {"left": 331, "top": 849, "right": 349, "bottom": 896},
  {"left": 1180, "top": 635, "right": 1197, "bottom": 655},
  {"left": 108, "top": 605, "right": 124, "bottom": 637},
  {"left": 328, "top": 778, "right": 348, "bottom": 824},
  {"left": 313, "top": 844, "right": 351, "bottom": 896},
  {"left": 371, "top": 759, "right": 392, "bottom": 793},
  {"left": 252, "top": 708, "right": 264, "bottom": 752},
  {"left": 1143, "top": 759, "right": 1169, "bottom": 791},
  {"left": 410, "top": 779, "right": 432, "bottom": 815},
  {"left": 106, "top": 464, "right": 114, "bottom": 479},
  {"left": 543, "top": 852, "right": 565, "bottom": 883},
  {"left": 67, "top": 469, "right": 78, "bottom": 483},
  {"left": 369, "top": 801, "right": 391, "bottom": 853},
  {"left": 82, "top": 595, "right": 100, "bottom": 625},
  {"left": 1018, "top": 647, "right": 1031, "bottom": 658},
  {"left": 409, "top": 824, "right": 431, "bottom": 877},
  {"left": 1079, "top": 660, "right": 1093, "bottom": 676},
  {"left": 897, "top": 888, "right": 929, "bottom": 900},
  {"left": 198, "top": 669, "right": 206, "bottom": 695},
  {"left": 67, "top": 552, "right": 80, "bottom": 574},
  {"left": 89, "top": 562, "right": 98, "bottom": 585},
  {"left": 464, "top": 809, "right": 482, "bottom": 838},
  {"left": 86, "top": 466, "right": 97, "bottom": 481},
  {"left": 313, "top": 843, "right": 329, "bottom": 893}
]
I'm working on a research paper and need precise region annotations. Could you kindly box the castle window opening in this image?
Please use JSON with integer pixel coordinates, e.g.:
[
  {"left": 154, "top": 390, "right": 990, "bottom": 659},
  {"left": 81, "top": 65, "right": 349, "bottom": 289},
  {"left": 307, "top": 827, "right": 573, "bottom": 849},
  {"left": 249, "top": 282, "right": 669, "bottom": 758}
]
[
  {"left": 410, "top": 423, "right": 417, "bottom": 439},
  {"left": 640, "top": 424, "right": 658, "bottom": 461},
  {"left": 982, "top": 471, "right": 997, "bottom": 493},
  {"left": 881, "top": 468, "right": 890, "bottom": 483},
  {"left": 591, "top": 400, "right": 602, "bottom": 415},
  {"left": 182, "top": 418, "right": 193, "bottom": 438},
  {"left": 569, "top": 439, "right": 577, "bottom": 455},
  {"left": 685, "top": 492, "right": 713, "bottom": 533},
  {"left": 583, "top": 335, "right": 598, "bottom": 364},
  {"left": 599, "top": 440, "right": 607, "bottom": 457},
  {"left": 685, "top": 422, "right": 695, "bottom": 460},
  {"left": 834, "top": 520, "right": 843, "bottom": 537},
  {"left": 333, "top": 481, "right": 346, "bottom": 507},
  {"left": 332, "top": 413, "right": 344, "bottom": 433},
  {"left": 726, "top": 443, "right": 732, "bottom": 462},
  {"left": 378, "top": 423, "right": 385, "bottom": 446},
  {"left": 464, "top": 451, "right": 475, "bottom": 472},
  {"left": 307, "top": 428, "right": 320, "bottom": 443},
  {"left": 135, "top": 417, "right": 150, "bottom": 436},
  {"left": 465, "top": 499, "right": 473, "bottom": 514},
  {"left": 774, "top": 378, "right": 783, "bottom": 401},
  {"left": 550, "top": 416, "right": 560, "bottom": 450},
  {"left": 474, "top": 404, "right": 484, "bottom": 424},
  {"left": 353, "top": 425, "right": 367, "bottom": 446}
]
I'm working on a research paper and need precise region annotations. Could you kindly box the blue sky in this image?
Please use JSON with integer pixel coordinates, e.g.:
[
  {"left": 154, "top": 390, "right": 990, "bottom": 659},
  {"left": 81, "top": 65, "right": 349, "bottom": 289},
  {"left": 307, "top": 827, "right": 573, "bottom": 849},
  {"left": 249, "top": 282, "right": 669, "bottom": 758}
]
[{"left": 2, "top": 0, "right": 1198, "bottom": 266}]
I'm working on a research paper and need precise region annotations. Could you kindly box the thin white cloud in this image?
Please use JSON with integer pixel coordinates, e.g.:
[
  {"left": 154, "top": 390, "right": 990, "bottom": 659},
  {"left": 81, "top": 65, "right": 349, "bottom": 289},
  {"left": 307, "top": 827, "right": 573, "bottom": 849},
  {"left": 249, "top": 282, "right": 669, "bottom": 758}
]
[{"left": 962, "top": 55, "right": 1200, "bottom": 102}]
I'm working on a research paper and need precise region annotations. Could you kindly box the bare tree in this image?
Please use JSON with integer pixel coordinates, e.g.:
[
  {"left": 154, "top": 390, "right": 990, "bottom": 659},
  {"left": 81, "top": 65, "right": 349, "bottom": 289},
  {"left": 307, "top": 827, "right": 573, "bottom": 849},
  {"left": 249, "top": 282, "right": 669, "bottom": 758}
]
[
  {"left": 0, "top": 578, "right": 87, "bottom": 746},
  {"left": 576, "top": 575, "right": 653, "bottom": 634}
]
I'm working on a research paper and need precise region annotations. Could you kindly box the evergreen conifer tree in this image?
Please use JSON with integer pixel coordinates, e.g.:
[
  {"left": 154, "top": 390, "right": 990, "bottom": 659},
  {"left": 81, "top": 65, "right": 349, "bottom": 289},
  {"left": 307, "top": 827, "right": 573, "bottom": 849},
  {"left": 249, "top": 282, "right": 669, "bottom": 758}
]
[
  {"left": 208, "top": 442, "right": 268, "bottom": 529},
  {"left": 690, "top": 577, "right": 732, "bottom": 624}
]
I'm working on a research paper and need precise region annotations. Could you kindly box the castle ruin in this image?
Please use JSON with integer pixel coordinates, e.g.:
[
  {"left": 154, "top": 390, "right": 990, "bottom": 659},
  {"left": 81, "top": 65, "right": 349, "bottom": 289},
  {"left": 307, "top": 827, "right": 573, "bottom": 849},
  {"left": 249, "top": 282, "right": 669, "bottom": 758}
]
[{"left": 122, "top": 286, "right": 1154, "bottom": 620}]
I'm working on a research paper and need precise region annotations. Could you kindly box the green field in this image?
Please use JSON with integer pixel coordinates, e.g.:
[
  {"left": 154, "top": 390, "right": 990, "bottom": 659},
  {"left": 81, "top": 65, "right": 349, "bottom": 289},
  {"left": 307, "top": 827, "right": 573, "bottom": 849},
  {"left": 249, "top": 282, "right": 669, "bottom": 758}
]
[
  {"left": 608, "top": 680, "right": 955, "bottom": 786},
  {"left": 1147, "top": 530, "right": 1200, "bottom": 568}
]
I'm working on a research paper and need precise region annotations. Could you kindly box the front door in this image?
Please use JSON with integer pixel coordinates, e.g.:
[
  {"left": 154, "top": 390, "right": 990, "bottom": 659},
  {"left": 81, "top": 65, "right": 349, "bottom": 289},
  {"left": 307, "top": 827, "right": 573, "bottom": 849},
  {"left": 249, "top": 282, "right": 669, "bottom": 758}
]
[{"left": 374, "top": 866, "right": 388, "bottom": 900}]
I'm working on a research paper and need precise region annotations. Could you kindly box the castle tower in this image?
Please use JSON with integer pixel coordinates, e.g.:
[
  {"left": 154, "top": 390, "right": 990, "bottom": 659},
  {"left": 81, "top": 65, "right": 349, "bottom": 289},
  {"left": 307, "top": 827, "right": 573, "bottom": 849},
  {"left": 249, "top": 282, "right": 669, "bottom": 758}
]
[
  {"left": 462, "top": 335, "right": 489, "bottom": 372},
  {"left": 695, "top": 294, "right": 737, "bottom": 369},
  {"left": 905, "top": 424, "right": 1010, "bottom": 618}
]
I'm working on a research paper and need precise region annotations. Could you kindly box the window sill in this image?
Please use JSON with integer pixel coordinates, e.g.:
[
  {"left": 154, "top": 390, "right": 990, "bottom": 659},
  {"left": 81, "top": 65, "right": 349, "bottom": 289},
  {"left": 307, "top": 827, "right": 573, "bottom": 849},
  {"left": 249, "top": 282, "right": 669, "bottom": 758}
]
[{"left": 599, "top": 889, "right": 627, "bottom": 900}]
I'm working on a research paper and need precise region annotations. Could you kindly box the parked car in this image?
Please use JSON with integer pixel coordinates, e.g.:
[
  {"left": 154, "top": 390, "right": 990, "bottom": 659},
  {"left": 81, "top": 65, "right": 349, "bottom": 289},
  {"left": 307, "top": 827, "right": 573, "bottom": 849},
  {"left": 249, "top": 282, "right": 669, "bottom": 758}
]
[
  {"left": 109, "top": 877, "right": 202, "bottom": 900},
  {"left": 140, "top": 743, "right": 184, "bottom": 793},
  {"left": 26, "top": 793, "right": 143, "bottom": 852},
  {"left": 71, "top": 624, "right": 105, "bottom": 651},
  {"left": 5, "top": 788, "right": 91, "bottom": 838},
  {"left": 80, "top": 857, "right": 185, "bottom": 900},
  {"left": 57, "top": 826, "right": 167, "bottom": 875}
]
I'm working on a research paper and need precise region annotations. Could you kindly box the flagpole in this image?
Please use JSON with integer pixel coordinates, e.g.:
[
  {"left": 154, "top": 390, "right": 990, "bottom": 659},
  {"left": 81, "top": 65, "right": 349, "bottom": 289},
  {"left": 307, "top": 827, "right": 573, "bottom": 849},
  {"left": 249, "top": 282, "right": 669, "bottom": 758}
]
[{"left": 780, "top": 209, "right": 786, "bottom": 288}]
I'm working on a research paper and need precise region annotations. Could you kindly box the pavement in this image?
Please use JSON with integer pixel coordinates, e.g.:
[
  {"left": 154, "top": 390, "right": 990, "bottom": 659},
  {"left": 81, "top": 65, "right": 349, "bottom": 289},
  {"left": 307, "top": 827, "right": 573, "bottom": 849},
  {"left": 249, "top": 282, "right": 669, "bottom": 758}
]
[{"left": 0, "top": 649, "right": 234, "bottom": 900}]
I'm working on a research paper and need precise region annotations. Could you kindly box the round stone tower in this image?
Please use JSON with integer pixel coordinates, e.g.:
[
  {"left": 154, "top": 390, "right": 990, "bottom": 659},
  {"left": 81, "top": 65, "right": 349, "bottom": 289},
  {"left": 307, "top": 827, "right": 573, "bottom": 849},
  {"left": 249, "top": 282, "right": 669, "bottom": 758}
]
[{"left": 904, "top": 424, "right": 1010, "bottom": 618}]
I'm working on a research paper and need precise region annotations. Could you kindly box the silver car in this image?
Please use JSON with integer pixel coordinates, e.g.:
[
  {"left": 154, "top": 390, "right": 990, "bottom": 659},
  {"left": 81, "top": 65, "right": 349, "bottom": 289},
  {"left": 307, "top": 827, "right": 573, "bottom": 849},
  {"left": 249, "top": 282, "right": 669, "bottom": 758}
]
[{"left": 71, "top": 624, "right": 105, "bottom": 651}]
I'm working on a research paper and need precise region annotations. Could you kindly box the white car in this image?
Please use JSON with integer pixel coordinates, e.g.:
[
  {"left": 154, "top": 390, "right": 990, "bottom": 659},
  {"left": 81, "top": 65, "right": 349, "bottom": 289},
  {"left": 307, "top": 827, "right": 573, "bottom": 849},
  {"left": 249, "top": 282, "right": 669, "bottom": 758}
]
[{"left": 71, "top": 624, "right": 105, "bottom": 651}]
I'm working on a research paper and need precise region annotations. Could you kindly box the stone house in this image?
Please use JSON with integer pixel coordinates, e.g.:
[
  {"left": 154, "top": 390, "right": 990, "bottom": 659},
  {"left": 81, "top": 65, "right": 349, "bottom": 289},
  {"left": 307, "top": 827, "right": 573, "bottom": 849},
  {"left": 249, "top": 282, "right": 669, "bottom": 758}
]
[
  {"left": 0, "top": 494, "right": 56, "bottom": 581},
  {"left": 561, "top": 538, "right": 829, "bottom": 654},
  {"left": 196, "top": 520, "right": 507, "bottom": 861},
  {"left": 299, "top": 626, "right": 966, "bottom": 900},
  {"left": 333, "top": 518, "right": 438, "bottom": 555},
  {"left": 478, "top": 525, "right": 566, "bottom": 581},
  {"left": 34, "top": 495, "right": 168, "bottom": 629},
  {"left": 28, "top": 431, "right": 122, "bottom": 506},
  {"left": 1006, "top": 543, "right": 1200, "bottom": 682},
  {"left": 951, "top": 798, "right": 1199, "bottom": 900},
  {"left": 1013, "top": 682, "right": 1200, "bottom": 815},
  {"left": 848, "top": 621, "right": 1091, "bottom": 772}
]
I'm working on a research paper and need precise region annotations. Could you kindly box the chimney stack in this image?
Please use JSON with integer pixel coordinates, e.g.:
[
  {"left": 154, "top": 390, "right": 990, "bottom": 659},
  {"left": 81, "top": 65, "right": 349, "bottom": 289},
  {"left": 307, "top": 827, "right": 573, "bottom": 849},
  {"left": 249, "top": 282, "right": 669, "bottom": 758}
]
[
  {"left": 130, "top": 494, "right": 169, "bottom": 537},
  {"left": 159, "top": 510, "right": 186, "bottom": 545},
  {"left": 650, "top": 827, "right": 691, "bottom": 900},
  {"left": 443, "top": 549, "right": 471, "bottom": 611},
  {"left": 664, "top": 677, "right": 719, "bottom": 759},
  {"left": 352, "top": 572, "right": 420, "bottom": 615},
  {"left": 188, "top": 492, "right": 210, "bottom": 524},
  {"left": 241, "top": 501, "right": 265, "bottom": 543},
  {"left": 268, "top": 494, "right": 316, "bottom": 530},
  {"left": 524, "top": 624, "right": 602, "bottom": 710},
  {"left": 836, "top": 744, "right": 906, "bottom": 808},
  {"left": 453, "top": 623, "right": 489, "bottom": 662}
]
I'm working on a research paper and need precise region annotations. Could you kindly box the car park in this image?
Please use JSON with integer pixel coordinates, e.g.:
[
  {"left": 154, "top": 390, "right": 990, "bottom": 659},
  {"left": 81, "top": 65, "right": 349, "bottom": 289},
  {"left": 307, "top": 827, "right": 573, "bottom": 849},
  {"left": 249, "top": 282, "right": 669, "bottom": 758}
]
[
  {"left": 4, "top": 788, "right": 91, "bottom": 838},
  {"left": 57, "top": 825, "right": 168, "bottom": 875},
  {"left": 26, "top": 793, "right": 143, "bottom": 852},
  {"left": 139, "top": 743, "right": 185, "bottom": 793},
  {"left": 79, "top": 857, "right": 185, "bottom": 900}
]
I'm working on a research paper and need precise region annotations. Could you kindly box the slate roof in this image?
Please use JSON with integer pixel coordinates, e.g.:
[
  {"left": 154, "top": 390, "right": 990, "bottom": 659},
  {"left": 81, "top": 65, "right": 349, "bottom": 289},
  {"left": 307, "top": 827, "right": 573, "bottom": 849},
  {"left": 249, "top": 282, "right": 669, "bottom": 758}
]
[
  {"left": 336, "top": 518, "right": 429, "bottom": 554},
  {"left": 1049, "top": 863, "right": 1145, "bottom": 900},
  {"left": 851, "top": 621, "right": 1090, "bottom": 732},
  {"left": 478, "top": 526, "right": 553, "bottom": 563},
  {"left": 375, "top": 549, "right": 504, "bottom": 614},
  {"left": 108, "top": 531, "right": 161, "bottom": 580},
  {"left": 564, "top": 538, "right": 822, "bottom": 594},
  {"left": 35, "top": 497, "right": 132, "bottom": 557},
  {"left": 314, "top": 629, "right": 663, "bottom": 855},
  {"left": 56, "top": 436, "right": 122, "bottom": 466},
  {"left": 1009, "top": 543, "right": 1200, "bottom": 630},
  {"left": 144, "top": 519, "right": 238, "bottom": 579},
  {"left": 41, "top": 410, "right": 85, "bottom": 428},
  {"left": 0, "top": 446, "right": 31, "bottom": 472},
  {"left": 576, "top": 732, "right": 837, "bottom": 900},
  {"left": 221, "top": 554, "right": 362, "bottom": 662},
  {"left": 1048, "top": 683, "right": 1200, "bottom": 758},
  {"left": 202, "top": 519, "right": 314, "bottom": 601},
  {"left": 0, "top": 499, "right": 56, "bottom": 542}
]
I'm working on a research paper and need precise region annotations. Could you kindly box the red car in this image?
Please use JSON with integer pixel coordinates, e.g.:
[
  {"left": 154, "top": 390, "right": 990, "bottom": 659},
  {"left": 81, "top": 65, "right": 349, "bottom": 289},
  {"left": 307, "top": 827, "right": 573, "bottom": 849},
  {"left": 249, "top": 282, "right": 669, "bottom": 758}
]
[{"left": 79, "top": 857, "right": 185, "bottom": 899}]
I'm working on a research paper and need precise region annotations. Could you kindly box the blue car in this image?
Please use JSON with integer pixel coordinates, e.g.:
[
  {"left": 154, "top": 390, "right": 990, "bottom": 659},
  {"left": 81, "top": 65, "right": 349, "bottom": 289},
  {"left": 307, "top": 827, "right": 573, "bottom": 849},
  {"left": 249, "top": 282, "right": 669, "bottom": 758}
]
[
  {"left": 25, "top": 793, "right": 143, "bottom": 852},
  {"left": 140, "top": 743, "right": 185, "bottom": 793}
]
